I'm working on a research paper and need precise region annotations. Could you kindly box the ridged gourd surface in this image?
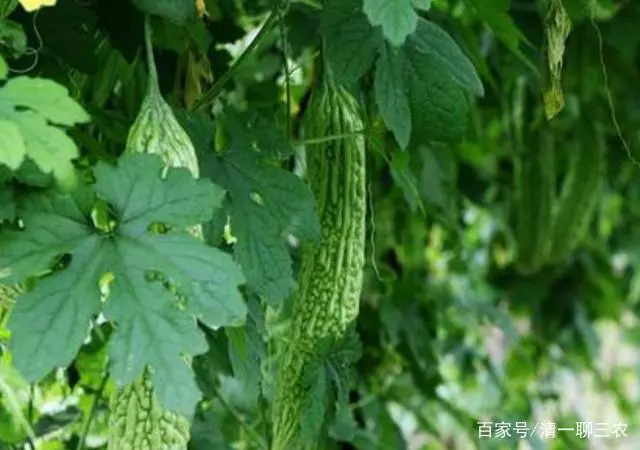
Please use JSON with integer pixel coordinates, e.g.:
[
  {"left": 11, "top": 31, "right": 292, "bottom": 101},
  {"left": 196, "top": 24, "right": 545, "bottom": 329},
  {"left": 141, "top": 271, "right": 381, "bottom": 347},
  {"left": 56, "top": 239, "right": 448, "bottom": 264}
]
[
  {"left": 272, "top": 75, "right": 367, "bottom": 449},
  {"left": 108, "top": 369, "right": 190, "bottom": 450}
]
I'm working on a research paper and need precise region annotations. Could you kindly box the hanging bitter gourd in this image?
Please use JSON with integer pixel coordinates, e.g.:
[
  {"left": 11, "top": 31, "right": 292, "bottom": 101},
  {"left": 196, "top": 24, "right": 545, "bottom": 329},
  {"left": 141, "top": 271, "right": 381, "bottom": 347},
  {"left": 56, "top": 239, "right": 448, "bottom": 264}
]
[
  {"left": 515, "top": 130, "right": 555, "bottom": 274},
  {"left": 107, "top": 16, "right": 199, "bottom": 450},
  {"left": 271, "top": 62, "right": 367, "bottom": 449},
  {"left": 547, "top": 126, "right": 605, "bottom": 264}
]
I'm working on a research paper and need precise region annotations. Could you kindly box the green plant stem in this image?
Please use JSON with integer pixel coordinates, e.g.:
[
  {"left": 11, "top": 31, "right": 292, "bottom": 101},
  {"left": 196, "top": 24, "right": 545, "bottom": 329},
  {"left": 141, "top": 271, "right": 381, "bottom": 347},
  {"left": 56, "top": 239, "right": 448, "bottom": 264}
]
[
  {"left": 279, "top": 12, "right": 292, "bottom": 140},
  {"left": 190, "top": 2, "right": 283, "bottom": 112},
  {"left": 295, "top": 130, "right": 366, "bottom": 146},
  {"left": 143, "top": 14, "right": 159, "bottom": 91},
  {"left": 76, "top": 371, "right": 109, "bottom": 450}
]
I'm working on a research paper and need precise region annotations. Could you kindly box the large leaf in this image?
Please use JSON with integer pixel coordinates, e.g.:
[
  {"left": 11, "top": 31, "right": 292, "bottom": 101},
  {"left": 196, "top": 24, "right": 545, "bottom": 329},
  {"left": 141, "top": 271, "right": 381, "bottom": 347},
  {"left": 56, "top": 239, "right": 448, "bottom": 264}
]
[
  {"left": 191, "top": 111, "right": 320, "bottom": 308},
  {"left": 1, "top": 154, "right": 246, "bottom": 417}
]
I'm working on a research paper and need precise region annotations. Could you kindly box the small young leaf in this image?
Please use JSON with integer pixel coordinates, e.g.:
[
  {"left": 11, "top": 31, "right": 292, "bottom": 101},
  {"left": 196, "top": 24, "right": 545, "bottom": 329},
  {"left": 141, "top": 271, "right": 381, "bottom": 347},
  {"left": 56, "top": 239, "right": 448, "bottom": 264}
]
[
  {"left": 363, "top": 0, "right": 418, "bottom": 47},
  {"left": 0, "top": 78, "right": 89, "bottom": 126}
]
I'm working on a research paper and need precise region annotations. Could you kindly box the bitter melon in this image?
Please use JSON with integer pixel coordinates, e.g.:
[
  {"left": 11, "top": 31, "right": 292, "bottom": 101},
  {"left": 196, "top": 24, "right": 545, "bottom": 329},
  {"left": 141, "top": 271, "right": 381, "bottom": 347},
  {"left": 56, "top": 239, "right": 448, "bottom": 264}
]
[
  {"left": 515, "top": 130, "right": 555, "bottom": 274},
  {"left": 108, "top": 368, "right": 191, "bottom": 450},
  {"left": 123, "top": 18, "right": 199, "bottom": 177},
  {"left": 547, "top": 127, "right": 605, "bottom": 264},
  {"left": 271, "top": 62, "right": 367, "bottom": 449},
  {"left": 107, "top": 16, "right": 199, "bottom": 450}
]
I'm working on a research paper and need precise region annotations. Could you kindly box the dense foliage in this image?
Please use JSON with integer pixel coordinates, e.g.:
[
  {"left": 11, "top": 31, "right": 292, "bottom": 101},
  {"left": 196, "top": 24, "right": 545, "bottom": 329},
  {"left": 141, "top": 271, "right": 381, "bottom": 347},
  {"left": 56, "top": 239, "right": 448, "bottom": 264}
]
[{"left": 1, "top": 0, "right": 640, "bottom": 449}]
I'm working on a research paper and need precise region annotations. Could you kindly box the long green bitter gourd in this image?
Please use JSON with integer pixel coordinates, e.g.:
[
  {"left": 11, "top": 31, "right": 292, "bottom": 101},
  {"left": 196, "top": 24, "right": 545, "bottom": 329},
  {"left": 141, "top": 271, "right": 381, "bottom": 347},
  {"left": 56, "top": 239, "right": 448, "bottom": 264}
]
[
  {"left": 271, "top": 64, "right": 367, "bottom": 449},
  {"left": 515, "top": 130, "right": 555, "bottom": 274},
  {"left": 107, "top": 16, "right": 199, "bottom": 450},
  {"left": 547, "top": 127, "right": 605, "bottom": 264}
]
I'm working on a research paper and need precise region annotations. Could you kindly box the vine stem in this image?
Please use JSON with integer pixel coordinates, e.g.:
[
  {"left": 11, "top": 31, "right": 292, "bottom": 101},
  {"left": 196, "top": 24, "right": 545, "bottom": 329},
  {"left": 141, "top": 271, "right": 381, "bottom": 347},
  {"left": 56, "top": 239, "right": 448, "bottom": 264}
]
[
  {"left": 143, "top": 14, "right": 160, "bottom": 92},
  {"left": 189, "top": 1, "right": 285, "bottom": 112},
  {"left": 588, "top": 8, "right": 639, "bottom": 168},
  {"left": 279, "top": 10, "right": 292, "bottom": 141},
  {"left": 75, "top": 371, "right": 109, "bottom": 450},
  {"left": 295, "top": 130, "right": 366, "bottom": 146}
]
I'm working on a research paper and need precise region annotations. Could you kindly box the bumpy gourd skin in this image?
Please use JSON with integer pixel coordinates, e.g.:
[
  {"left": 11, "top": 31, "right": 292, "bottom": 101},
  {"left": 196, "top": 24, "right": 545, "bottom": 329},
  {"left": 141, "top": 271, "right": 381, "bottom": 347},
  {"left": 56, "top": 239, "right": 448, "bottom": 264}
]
[
  {"left": 547, "top": 128, "right": 605, "bottom": 263},
  {"left": 123, "top": 22, "right": 199, "bottom": 177},
  {"left": 107, "top": 17, "right": 197, "bottom": 450},
  {"left": 108, "top": 369, "right": 190, "bottom": 450},
  {"left": 515, "top": 131, "right": 555, "bottom": 274},
  {"left": 271, "top": 68, "right": 366, "bottom": 450}
]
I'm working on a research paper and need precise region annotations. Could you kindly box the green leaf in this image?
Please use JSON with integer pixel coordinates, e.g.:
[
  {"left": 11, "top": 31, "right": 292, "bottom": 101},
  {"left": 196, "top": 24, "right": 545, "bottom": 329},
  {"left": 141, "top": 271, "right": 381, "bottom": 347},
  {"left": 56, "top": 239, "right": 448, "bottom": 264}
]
[
  {"left": 298, "top": 331, "right": 362, "bottom": 444},
  {"left": 320, "top": 5, "right": 480, "bottom": 146},
  {"left": 0, "top": 19, "right": 27, "bottom": 59},
  {"left": 105, "top": 275, "right": 207, "bottom": 416},
  {"left": 463, "top": 0, "right": 535, "bottom": 73},
  {"left": 321, "top": 0, "right": 383, "bottom": 84},
  {"left": 94, "top": 153, "right": 221, "bottom": 233},
  {"left": 363, "top": 0, "right": 418, "bottom": 47},
  {"left": 6, "top": 197, "right": 103, "bottom": 381},
  {"left": 130, "top": 0, "right": 197, "bottom": 25},
  {"left": 0, "top": 78, "right": 90, "bottom": 126},
  {"left": 418, "top": 145, "right": 457, "bottom": 217},
  {"left": 10, "top": 111, "right": 78, "bottom": 186},
  {"left": 198, "top": 113, "right": 320, "bottom": 308},
  {"left": 299, "top": 366, "right": 328, "bottom": 442},
  {"left": 0, "top": 0, "right": 18, "bottom": 19},
  {"left": 1, "top": 154, "right": 246, "bottom": 417},
  {"left": 0, "top": 76, "right": 89, "bottom": 186},
  {"left": 0, "top": 189, "right": 95, "bottom": 283},
  {"left": 390, "top": 151, "right": 423, "bottom": 212},
  {"left": 225, "top": 300, "right": 265, "bottom": 411},
  {"left": 94, "top": 155, "right": 246, "bottom": 414},
  {"left": 374, "top": 44, "right": 411, "bottom": 149},
  {"left": 74, "top": 323, "right": 112, "bottom": 389},
  {"left": 408, "top": 19, "right": 484, "bottom": 96},
  {"left": 0, "top": 117, "right": 25, "bottom": 170},
  {"left": 189, "top": 408, "right": 234, "bottom": 450},
  {"left": 405, "top": 46, "right": 469, "bottom": 144}
]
